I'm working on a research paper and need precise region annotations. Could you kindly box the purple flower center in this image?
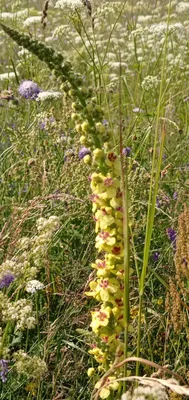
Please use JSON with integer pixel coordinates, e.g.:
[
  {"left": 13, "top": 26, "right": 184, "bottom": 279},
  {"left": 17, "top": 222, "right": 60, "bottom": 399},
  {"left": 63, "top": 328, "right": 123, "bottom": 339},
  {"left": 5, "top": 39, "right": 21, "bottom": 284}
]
[
  {"left": 18, "top": 80, "right": 41, "bottom": 100},
  {"left": 0, "top": 273, "right": 15, "bottom": 289},
  {"left": 78, "top": 147, "right": 91, "bottom": 160},
  {"left": 0, "top": 359, "right": 9, "bottom": 383},
  {"left": 122, "top": 147, "right": 131, "bottom": 157}
]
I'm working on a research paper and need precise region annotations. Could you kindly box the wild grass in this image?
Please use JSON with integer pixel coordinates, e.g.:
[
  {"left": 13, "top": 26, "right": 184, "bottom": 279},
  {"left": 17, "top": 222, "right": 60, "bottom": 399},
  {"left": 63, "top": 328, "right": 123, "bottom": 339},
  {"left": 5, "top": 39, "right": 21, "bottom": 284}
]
[{"left": 0, "top": 0, "right": 189, "bottom": 399}]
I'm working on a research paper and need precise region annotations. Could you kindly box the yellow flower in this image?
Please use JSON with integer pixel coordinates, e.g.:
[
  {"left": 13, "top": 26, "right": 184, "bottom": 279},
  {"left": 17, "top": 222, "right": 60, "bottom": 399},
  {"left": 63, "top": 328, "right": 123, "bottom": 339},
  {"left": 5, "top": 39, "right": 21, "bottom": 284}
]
[
  {"left": 105, "top": 152, "right": 121, "bottom": 176},
  {"left": 87, "top": 367, "right": 95, "bottom": 377},
  {"left": 95, "top": 209, "right": 115, "bottom": 232},
  {"left": 95, "top": 376, "right": 120, "bottom": 399},
  {"left": 89, "top": 346, "right": 106, "bottom": 364},
  {"left": 95, "top": 229, "right": 116, "bottom": 252},
  {"left": 91, "top": 173, "right": 120, "bottom": 200},
  {"left": 90, "top": 306, "right": 111, "bottom": 333},
  {"left": 86, "top": 277, "right": 120, "bottom": 302},
  {"left": 91, "top": 259, "right": 116, "bottom": 277}
]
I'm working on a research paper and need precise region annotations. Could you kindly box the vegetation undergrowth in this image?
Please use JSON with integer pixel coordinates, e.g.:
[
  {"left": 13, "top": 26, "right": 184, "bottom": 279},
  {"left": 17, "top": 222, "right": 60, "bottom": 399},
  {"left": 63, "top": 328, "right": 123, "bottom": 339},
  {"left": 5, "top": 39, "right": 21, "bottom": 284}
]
[{"left": 0, "top": 0, "right": 189, "bottom": 399}]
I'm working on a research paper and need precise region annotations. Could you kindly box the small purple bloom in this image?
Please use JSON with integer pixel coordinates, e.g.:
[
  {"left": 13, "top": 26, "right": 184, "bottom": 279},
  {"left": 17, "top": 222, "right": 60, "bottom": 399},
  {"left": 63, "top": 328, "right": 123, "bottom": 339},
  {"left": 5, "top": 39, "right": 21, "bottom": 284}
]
[
  {"left": 18, "top": 80, "right": 41, "bottom": 99},
  {"left": 0, "top": 359, "right": 9, "bottom": 383},
  {"left": 0, "top": 273, "right": 15, "bottom": 289},
  {"left": 78, "top": 147, "right": 91, "bottom": 160},
  {"left": 122, "top": 147, "right": 131, "bottom": 157},
  {"left": 167, "top": 228, "right": 177, "bottom": 249},
  {"left": 173, "top": 192, "right": 178, "bottom": 200},
  {"left": 153, "top": 252, "right": 160, "bottom": 262},
  {"left": 156, "top": 197, "right": 161, "bottom": 208},
  {"left": 102, "top": 119, "right": 108, "bottom": 126}
]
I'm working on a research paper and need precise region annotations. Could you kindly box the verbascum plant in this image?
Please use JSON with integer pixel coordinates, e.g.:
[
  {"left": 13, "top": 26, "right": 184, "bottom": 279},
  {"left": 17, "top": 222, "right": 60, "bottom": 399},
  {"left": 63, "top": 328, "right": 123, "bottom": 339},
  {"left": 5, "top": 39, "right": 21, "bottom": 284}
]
[{"left": 0, "top": 24, "right": 130, "bottom": 398}]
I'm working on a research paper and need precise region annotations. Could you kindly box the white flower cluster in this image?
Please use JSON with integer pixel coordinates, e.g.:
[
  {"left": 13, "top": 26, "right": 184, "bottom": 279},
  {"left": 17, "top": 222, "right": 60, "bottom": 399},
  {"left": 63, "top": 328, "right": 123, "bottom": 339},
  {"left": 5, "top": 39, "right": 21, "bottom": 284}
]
[
  {"left": 36, "top": 216, "right": 60, "bottom": 233},
  {"left": 176, "top": 2, "right": 189, "bottom": 14},
  {"left": 36, "top": 91, "right": 62, "bottom": 102},
  {"left": 23, "top": 16, "right": 42, "bottom": 27},
  {"left": 141, "top": 75, "right": 159, "bottom": 91},
  {"left": 0, "top": 216, "right": 60, "bottom": 281},
  {"left": 32, "top": 216, "right": 60, "bottom": 266},
  {"left": 0, "top": 9, "right": 28, "bottom": 21},
  {"left": 55, "top": 0, "right": 83, "bottom": 10},
  {"left": 25, "top": 280, "right": 44, "bottom": 294},
  {"left": 122, "top": 383, "right": 168, "bottom": 400},
  {"left": 0, "top": 259, "right": 27, "bottom": 281},
  {"left": 2, "top": 298, "right": 36, "bottom": 330},
  {"left": 0, "top": 72, "right": 19, "bottom": 81},
  {"left": 0, "top": 327, "right": 9, "bottom": 358},
  {"left": 14, "top": 350, "right": 47, "bottom": 379}
]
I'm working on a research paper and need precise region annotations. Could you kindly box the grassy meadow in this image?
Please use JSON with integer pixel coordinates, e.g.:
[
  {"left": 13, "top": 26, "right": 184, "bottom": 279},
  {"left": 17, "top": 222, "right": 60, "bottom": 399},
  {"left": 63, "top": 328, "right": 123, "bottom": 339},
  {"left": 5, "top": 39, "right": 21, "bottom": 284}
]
[{"left": 0, "top": 0, "right": 189, "bottom": 399}]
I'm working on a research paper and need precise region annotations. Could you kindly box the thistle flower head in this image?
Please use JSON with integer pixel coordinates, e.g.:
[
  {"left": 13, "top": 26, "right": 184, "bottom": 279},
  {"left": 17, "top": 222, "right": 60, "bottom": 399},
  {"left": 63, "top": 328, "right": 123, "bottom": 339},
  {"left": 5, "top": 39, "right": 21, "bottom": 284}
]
[
  {"left": 18, "top": 80, "right": 41, "bottom": 99},
  {"left": 0, "top": 359, "right": 9, "bottom": 383},
  {"left": 167, "top": 228, "right": 177, "bottom": 247},
  {"left": 0, "top": 272, "right": 15, "bottom": 289},
  {"left": 122, "top": 147, "right": 131, "bottom": 157}
]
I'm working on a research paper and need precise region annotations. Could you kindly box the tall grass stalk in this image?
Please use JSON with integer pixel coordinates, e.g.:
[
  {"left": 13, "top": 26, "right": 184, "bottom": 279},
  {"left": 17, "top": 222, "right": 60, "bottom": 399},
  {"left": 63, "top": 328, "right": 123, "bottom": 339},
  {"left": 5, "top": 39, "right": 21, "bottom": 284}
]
[
  {"left": 136, "top": 0, "right": 172, "bottom": 375},
  {"left": 119, "top": 62, "right": 130, "bottom": 391}
]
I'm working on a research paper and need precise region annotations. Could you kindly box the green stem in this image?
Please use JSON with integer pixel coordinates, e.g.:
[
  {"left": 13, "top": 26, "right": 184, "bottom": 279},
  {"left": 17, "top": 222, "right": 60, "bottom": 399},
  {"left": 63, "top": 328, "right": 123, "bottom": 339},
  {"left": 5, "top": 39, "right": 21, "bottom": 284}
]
[
  {"left": 136, "top": 0, "right": 172, "bottom": 375},
  {"left": 119, "top": 62, "right": 130, "bottom": 392}
]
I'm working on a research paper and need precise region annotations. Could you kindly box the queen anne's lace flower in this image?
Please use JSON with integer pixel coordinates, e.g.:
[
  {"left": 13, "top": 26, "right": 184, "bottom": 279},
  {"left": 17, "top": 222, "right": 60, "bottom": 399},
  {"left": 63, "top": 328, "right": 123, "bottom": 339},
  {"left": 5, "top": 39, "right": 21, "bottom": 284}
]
[
  {"left": 25, "top": 280, "right": 44, "bottom": 294},
  {"left": 23, "top": 16, "right": 42, "bottom": 27},
  {"left": 0, "top": 72, "right": 18, "bottom": 81},
  {"left": 0, "top": 273, "right": 15, "bottom": 289},
  {"left": 55, "top": 0, "right": 83, "bottom": 10},
  {"left": 36, "top": 91, "right": 62, "bottom": 101}
]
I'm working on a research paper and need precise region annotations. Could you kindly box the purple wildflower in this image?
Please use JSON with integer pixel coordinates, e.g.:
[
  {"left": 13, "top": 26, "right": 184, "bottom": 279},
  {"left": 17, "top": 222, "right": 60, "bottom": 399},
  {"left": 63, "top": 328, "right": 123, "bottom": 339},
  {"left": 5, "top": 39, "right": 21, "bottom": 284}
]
[
  {"left": 153, "top": 252, "right": 160, "bottom": 262},
  {"left": 122, "top": 147, "right": 131, "bottom": 157},
  {"left": 18, "top": 80, "right": 41, "bottom": 99},
  {"left": 0, "top": 359, "right": 9, "bottom": 383},
  {"left": 173, "top": 192, "right": 178, "bottom": 200},
  {"left": 167, "top": 228, "right": 177, "bottom": 249},
  {"left": 156, "top": 197, "right": 161, "bottom": 208},
  {"left": 0, "top": 273, "right": 15, "bottom": 289},
  {"left": 102, "top": 119, "right": 108, "bottom": 126},
  {"left": 78, "top": 147, "right": 91, "bottom": 160}
]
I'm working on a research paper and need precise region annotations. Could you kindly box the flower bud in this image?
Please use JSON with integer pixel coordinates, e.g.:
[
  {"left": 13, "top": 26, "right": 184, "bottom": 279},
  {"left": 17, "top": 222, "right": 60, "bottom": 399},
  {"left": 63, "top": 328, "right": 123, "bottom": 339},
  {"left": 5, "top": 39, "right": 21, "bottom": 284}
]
[
  {"left": 95, "top": 104, "right": 103, "bottom": 113},
  {"left": 68, "top": 89, "right": 76, "bottom": 97},
  {"left": 93, "top": 148, "right": 104, "bottom": 161},
  {"left": 87, "top": 367, "right": 95, "bottom": 377},
  {"left": 75, "top": 123, "right": 82, "bottom": 133},
  {"left": 71, "top": 113, "right": 80, "bottom": 121},
  {"left": 86, "top": 103, "right": 93, "bottom": 113},
  {"left": 83, "top": 155, "right": 91, "bottom": 164},
  {"left": 81, "top": 121, "right": 90, "bottom": 133},
  {"left": 95, "top": 122, "right": 106, "bottom": 134},
  {"left": 80, "top": 135, "right": 88, "bottom": 145}
]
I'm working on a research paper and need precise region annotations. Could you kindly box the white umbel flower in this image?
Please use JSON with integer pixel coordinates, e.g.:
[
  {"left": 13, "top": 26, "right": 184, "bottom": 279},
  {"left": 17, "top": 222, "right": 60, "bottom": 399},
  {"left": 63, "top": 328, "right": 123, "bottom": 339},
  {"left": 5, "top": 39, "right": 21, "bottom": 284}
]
[
  {"left": 36, "top": 91, "right": 62, "bottom": 101},
  {"left": 25, "top": 280, "right": 44, "bottom": 294},
  {"left": 55, "top": 0, "right": 83, "bottom": 10},
  {"left": 0, "top": 72, "right": 18, "bottom": 81},
  {"left": 23, "top": 16, "right": 42, "bottom": 27}
]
